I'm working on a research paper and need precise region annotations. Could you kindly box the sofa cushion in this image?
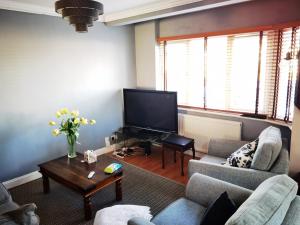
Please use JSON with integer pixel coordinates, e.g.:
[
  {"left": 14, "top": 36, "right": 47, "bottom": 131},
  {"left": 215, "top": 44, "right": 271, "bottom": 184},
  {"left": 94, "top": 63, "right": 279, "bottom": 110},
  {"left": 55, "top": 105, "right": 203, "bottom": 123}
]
[
  {"left": 200, "top": 155, "right": 227, "bottom": 165},
  {"left": 281, "top": 196, "right": 300, "bottom": 225},
  {"left": 251, "top": 126, "right": 282, "bottom": 171},
  {"left": 152, "top": 198, "right": 206, "bottom": 225},
  {"left": 225, "top": 175, "right": 298, "bottom": 225},
  {"left": 200, "top": 192, "right": 237, "bottom": 225},
  {"left": 226, "top": 139, "right": 259, "bottom": 168},
  {"left": 269, "top": 147, "right": 289, "bottom": 174}
]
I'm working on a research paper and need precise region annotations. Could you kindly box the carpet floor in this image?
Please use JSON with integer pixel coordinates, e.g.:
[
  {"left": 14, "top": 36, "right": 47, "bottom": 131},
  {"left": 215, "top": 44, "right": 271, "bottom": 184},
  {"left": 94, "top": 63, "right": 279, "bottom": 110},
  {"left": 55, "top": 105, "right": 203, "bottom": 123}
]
[{"left": 9, "top": 155, "right": 185, "bottom": 225}]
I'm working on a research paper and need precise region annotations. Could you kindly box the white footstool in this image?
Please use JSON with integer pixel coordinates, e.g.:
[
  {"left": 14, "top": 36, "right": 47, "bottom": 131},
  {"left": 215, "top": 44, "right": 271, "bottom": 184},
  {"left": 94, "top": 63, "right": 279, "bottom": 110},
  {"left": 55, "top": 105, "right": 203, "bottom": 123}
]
[{"left": 93, "top": 205, "right": 152, "bottom": 225}]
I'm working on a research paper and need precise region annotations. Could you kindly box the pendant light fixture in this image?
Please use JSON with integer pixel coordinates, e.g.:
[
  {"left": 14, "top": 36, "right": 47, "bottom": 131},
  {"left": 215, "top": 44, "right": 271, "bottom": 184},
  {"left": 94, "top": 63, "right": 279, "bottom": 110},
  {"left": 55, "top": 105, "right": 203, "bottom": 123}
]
[{"left": 55, "top": 0, "right": 104, "bottom": 33}]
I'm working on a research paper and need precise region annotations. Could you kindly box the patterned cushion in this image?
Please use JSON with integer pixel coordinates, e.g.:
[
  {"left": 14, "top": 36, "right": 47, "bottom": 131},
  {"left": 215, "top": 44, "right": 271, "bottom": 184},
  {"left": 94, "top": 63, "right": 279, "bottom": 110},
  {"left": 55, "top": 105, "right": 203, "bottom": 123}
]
[{"left": 226, "top": 139, "right": 259, "bottom": 168}]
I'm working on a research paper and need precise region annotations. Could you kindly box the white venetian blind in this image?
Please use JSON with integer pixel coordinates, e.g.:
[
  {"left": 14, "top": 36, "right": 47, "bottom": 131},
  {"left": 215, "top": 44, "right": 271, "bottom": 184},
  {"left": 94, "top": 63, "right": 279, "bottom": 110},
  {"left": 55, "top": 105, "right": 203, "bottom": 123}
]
[
  {"left": 206, "top": 34, "right": 260, "bottom": 112},
  {"left": 276, "top": 27, "right": 300, "bottom": 121},
  {"left": 165, "top": 39, "right": 205, "bottom": 107},
  {"left": 205, "top": 36, "right": 228, "bottom": 110},
  {"left": 159, "top": 26, "right": 300, "bottom": 122}
]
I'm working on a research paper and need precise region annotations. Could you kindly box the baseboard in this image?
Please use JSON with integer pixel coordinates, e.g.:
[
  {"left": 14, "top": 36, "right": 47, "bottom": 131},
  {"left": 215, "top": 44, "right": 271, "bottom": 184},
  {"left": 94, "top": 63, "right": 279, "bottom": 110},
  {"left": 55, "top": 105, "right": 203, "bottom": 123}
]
[
  {"left": 3, "top": 147, "right": 114, "bottom": 189},
  {"left": 94, "top": 145, "right": 115, "bottom": 156},
  {"left": 3, "top": 171, "right": 42, "bottom": 190}
]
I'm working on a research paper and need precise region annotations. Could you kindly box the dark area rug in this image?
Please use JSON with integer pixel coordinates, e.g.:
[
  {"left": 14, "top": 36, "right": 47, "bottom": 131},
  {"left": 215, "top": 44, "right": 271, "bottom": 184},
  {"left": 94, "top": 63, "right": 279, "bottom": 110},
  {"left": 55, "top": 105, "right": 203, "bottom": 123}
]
[{"left": 10, "top": 155, "right": 185, "bottom": 225}]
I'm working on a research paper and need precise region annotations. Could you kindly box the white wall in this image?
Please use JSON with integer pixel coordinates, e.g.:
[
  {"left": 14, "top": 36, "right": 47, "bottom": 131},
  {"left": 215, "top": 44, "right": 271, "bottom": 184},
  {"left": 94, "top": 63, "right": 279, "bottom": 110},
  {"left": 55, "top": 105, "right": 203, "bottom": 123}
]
[
  {"left": 290, "top": 108, "right": 300, "bottom": 175},
  {"left": 135, "top": 21, "right": 157, "bottom": 89}
]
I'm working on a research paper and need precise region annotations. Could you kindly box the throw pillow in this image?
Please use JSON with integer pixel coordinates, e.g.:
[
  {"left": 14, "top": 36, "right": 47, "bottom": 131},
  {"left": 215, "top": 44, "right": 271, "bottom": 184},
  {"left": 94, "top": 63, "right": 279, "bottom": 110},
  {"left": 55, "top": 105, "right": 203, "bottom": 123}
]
[
  {"left": 226, "top": 139, "right": 259, "bottom": 168},
  {"left": 200, "top": 192, "right": 237, "bottom": 225}
]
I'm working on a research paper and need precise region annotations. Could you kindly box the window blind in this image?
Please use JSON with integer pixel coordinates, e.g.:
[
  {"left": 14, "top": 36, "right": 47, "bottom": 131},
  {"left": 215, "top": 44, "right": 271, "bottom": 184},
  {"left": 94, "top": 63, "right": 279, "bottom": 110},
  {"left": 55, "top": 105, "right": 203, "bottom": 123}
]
[
  {"left": 159, "top": 26, "right": 300, "bottom": 122},
  {"left": 165, "top": 39, "right": 205, "bottom": 107}
]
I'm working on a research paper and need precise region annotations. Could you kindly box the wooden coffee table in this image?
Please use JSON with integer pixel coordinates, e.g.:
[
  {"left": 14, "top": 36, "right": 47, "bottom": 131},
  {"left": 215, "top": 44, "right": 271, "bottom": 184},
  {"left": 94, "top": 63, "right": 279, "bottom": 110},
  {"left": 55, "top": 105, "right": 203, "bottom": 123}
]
[{"left": 38, "top": 153, "right": 123, "bottom": 220}]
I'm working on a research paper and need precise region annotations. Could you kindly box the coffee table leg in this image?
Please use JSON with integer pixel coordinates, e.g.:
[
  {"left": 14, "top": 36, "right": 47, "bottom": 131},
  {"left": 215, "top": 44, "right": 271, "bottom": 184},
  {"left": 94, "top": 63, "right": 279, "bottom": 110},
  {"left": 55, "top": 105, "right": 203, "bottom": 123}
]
[
  {"left": 84, "top": 196, "right": 92, "bottom": 220},
  {"left": 42, "top": 173, "right": 50, "bottom": 194},
  {"left": 116, "top": 179, "right": 122, "bottom": 201}
]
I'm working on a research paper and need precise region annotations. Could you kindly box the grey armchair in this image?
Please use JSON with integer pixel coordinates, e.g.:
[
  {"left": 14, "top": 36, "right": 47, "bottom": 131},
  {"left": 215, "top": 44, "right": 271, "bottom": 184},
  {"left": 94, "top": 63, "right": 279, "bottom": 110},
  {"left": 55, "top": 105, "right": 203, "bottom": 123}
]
[
  {"left": 128, "top": 173, "right": 252, "bottom": 225},
  {"left": 0, "top": 183, "right": 39, "bottom": 225},
  {"left": 188, "top": 127, "right": 289, "bottom": 190},
  {"left": 128, "top": 173, "right": 300, "bottom": 225}
]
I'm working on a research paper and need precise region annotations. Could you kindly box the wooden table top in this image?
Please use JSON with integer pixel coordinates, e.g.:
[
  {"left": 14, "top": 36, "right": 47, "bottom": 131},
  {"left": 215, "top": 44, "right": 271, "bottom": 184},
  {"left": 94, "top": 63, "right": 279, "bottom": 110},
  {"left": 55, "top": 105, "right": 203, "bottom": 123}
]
[{"left": 38, "top": 153, "right": 123, "bottom": 193}]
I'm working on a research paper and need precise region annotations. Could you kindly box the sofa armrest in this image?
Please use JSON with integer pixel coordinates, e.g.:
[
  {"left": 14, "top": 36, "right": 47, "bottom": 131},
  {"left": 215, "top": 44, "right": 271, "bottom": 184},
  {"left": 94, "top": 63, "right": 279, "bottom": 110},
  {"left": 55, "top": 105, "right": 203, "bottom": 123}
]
[
  {"left": 186, "top": 173, "right": 252, "bottom": 207},
  {"left": 1, "top": 204, "right": 39, "bottom": 225},
  {"left": 188, "top": 160, "right": 278, "bottom": 190},
  {"left": 128, "top": 217, "right": 155, "bottom": 225},
  {"left": 0, "top": 184, "right": 12, "bottom": 205},
  {"left": 208, "top": 138, "right": 248, "bottom": 158},
  {"left": 270, "top": 148, "right": 289, "bottom": 174}
]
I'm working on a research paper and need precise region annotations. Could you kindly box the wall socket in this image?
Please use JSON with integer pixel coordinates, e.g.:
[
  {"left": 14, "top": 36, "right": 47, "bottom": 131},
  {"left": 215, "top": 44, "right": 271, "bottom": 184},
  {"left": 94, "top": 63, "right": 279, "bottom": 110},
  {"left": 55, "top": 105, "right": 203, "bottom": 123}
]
[
  {"left": 110, "top": 134, "right": 117, "bottom": 143},
  {"left": 105, "top": 137, "right": 110, "bottom": 147}
]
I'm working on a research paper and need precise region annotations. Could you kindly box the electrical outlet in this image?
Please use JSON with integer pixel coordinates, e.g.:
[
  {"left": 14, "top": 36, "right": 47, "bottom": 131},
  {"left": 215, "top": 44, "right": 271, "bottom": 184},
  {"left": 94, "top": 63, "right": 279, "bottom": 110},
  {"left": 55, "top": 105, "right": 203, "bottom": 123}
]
[
  {"left": 105, "top": 137, "right": 110, "bottom": 147},
  {"left": 110, "top": 134, "right": 117, "bottom": 143}
]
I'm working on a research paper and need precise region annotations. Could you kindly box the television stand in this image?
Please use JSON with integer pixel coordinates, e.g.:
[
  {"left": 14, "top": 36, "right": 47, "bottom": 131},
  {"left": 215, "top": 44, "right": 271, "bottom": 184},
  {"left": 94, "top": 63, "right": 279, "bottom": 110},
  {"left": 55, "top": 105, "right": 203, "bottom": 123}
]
[
  {"left": 117, "top": 127, "right": 170, "bottom": 155},
  {"left": 138, "top": 141, "right": 152, "bottom": 155}
]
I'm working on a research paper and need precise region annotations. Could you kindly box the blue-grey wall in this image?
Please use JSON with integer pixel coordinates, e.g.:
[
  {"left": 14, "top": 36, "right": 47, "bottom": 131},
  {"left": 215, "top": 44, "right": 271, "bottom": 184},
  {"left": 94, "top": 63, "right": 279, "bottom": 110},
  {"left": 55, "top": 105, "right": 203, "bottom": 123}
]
[
  {"left": 0, "top": 9, "right": 136, "bottom": 181},
  {"left": 159, "top": 0, "right": 300, "bottom": 38}
]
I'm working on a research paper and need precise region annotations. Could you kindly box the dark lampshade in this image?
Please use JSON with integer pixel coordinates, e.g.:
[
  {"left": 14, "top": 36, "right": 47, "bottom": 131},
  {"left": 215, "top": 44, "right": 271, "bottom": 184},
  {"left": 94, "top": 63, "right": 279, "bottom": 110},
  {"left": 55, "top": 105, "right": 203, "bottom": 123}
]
[{"left": 55, "top": 0, "right": 104, "bottom": 33}]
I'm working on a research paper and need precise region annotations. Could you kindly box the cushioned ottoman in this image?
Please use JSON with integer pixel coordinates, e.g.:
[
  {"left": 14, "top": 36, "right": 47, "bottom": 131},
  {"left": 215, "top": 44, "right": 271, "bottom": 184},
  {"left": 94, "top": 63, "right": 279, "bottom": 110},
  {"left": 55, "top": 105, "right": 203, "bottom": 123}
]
[{"left": 94, "top": 205, "right": 152, "bottom": 225}]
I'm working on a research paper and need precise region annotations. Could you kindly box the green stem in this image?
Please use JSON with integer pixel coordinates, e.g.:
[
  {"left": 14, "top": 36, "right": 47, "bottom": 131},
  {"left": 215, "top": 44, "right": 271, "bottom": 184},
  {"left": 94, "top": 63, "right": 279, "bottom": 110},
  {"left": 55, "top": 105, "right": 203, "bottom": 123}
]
[{"left": 67, "top": 134, "right": 77, "bottom": 158}]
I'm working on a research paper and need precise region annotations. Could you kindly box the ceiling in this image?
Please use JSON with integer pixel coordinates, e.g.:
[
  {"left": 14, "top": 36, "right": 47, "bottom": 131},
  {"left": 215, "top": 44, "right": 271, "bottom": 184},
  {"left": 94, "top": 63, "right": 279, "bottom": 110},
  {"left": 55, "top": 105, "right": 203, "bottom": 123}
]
[
  {"left": 5, "top": 0, "right": 163, "bottom": 14},
  {"left": 0, "top": 0, "right": 255, "bottom": 26}
]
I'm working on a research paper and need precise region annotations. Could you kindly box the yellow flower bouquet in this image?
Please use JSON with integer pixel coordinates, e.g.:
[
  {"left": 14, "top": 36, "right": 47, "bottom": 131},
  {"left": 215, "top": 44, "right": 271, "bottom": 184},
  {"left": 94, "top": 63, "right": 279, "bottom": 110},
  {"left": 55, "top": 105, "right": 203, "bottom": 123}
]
[{"left": 49, "top": 108, "right": 96, "bottom": 158}]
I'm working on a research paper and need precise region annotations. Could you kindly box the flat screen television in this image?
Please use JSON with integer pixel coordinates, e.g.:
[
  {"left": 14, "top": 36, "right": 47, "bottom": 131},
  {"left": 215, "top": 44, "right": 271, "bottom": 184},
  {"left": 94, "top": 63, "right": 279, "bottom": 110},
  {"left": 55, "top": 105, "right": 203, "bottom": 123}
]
[{"left": 123, "top": 89, "right": 178, "bottom": 133}]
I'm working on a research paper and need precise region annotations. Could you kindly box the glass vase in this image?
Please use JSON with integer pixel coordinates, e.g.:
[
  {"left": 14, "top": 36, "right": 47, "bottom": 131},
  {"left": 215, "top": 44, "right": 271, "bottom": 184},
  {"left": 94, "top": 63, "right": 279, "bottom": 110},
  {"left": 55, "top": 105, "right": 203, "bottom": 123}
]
[
  {"left": 67, "top": 135, "right": 77, "bottom": 158},
  {"left": 68, "top": 142, "right": 77, "bottom": 158}
]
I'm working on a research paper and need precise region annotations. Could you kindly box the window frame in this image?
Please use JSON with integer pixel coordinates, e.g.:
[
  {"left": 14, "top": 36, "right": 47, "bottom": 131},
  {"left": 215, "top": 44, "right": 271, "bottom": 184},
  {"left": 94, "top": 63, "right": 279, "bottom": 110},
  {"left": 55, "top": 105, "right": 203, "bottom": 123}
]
[{"left": 158, "top": 21, "right": 300, "bottom": 123}]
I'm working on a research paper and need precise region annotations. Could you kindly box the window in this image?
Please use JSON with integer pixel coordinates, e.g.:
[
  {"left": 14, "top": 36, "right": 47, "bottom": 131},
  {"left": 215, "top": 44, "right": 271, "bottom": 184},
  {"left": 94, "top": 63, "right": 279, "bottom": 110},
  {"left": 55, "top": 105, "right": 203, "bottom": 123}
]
[
  {"left": 165, "top": 39, "right": 204, "bottom": 107},
  {"left": 159, "top": 26, "right": 300, "bottom": 122}
]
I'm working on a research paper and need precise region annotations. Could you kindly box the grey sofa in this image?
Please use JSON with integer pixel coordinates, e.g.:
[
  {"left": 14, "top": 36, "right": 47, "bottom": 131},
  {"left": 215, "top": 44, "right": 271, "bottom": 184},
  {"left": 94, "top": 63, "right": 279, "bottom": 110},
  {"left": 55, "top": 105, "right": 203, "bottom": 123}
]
[
  {"left": 188, "top": 126, "right": 289, "bottom": 190},
  {"left": 0, "top": 183, "right": 39, "bottom": 225},
  {"left": 128, "top": 173, "right": 300, "bottom": 225}
]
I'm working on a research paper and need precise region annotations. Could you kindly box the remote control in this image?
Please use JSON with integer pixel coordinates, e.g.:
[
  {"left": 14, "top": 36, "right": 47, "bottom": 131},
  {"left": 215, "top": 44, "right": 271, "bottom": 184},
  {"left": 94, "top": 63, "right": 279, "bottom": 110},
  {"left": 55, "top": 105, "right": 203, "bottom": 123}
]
[{"left": 88, "top": 171, "right": 95, "bottom": 179}]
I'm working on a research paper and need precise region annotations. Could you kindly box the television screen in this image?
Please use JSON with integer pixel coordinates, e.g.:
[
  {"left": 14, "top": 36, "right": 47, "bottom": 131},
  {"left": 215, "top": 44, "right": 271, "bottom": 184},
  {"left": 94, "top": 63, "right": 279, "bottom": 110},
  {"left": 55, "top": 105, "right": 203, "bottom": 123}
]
[{"left": 123, "top": 89, "right": 178, "bottom": 133}]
